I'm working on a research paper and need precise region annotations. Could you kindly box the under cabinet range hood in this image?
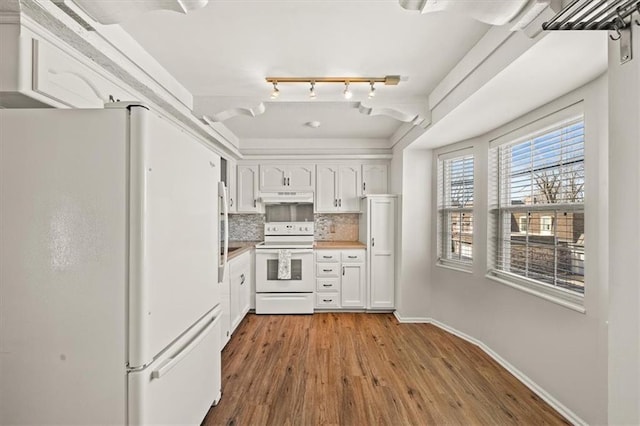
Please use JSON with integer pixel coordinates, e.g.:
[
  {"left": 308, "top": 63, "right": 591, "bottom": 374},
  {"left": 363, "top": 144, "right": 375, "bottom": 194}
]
[{"left": 260, "top": 192, "right": 314, "bottom": 204}]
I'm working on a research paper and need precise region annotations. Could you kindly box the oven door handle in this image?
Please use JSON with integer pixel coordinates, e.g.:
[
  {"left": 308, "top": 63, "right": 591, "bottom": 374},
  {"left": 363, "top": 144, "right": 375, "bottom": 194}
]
[{"left": 256, "top": 249, "right": 313, "bottom": 255}]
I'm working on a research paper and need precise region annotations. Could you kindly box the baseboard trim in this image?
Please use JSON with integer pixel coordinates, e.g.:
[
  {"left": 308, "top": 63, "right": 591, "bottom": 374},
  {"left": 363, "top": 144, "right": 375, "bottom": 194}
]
[
  {"left": 393, "top": 312, "right": 586, "bottom": 426},
  {"left": 393, "top": 311, "right": 431, "bottom": 323}
]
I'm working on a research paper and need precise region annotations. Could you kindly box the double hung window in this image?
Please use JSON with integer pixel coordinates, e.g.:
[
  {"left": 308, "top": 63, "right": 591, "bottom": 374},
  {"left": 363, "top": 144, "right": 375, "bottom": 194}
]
[
  {"left": 489, "top": 115, "right": 585, "bottom": 300},
  {"left": 437, "top": 151, "right": 474, "bottom": 269}
]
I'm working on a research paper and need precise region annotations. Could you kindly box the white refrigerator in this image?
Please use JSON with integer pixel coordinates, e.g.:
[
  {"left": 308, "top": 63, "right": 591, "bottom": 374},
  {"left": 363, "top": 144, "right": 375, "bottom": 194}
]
[{"left": 0, "top": 105, "right": 222, "bottom": 425}]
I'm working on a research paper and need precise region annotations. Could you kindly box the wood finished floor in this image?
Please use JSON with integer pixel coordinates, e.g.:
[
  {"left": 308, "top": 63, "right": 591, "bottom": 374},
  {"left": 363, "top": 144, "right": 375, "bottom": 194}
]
[{"left": 203, "top": 313, "right": 569, "bottom": 426}]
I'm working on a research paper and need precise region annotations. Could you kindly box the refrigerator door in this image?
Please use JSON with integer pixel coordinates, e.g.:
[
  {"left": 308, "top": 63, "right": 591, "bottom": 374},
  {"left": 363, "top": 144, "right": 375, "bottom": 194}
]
[
  {"left": 0, "top": 109, "right": 129, "bottom": 425},
  {"left": 129, "top": 307, "right": 222, "bottom": 425},
  {"left": 128, "top": 107, "right": 220, "bottom": 368}
]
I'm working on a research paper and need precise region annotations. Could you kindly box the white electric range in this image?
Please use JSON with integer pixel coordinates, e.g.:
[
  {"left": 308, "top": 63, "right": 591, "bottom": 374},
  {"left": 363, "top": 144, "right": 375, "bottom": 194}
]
[{"left": 254, "top": 222, "right": 315, "bottom": 314}]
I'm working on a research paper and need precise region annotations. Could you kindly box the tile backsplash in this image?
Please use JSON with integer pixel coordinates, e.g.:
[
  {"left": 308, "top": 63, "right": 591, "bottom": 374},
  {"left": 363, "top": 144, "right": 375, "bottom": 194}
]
[
  {"left": 314, "top": 214, "right": 359, "bottom": 241},
  {"left": 228, "top": 213, "right": 359, "bottom": 242},
  {"left": 228, "top": 214, "right": 264, "bottom": 241}
]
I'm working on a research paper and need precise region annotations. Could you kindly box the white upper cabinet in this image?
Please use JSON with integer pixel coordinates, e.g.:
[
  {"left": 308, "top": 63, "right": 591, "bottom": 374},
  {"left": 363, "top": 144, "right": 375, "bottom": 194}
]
[
  {"left": 339, "top": 164, "right": 361, "bottom": 212},
  {"left": 260, "top": 164, "right": 314, "bottom": 192},
  {"left": 226, "top": 159, "right": 237, "bottom": 213},
  {"left": 237, "top": 165, "right": 261, "bottom": 213},
  {"left": 287, "top": 165, "right": 315, "bottom": 191},
  {"left": 315, "top": 165, "right": 339, "bottom": 212},
  {"left": 315, "top": 164, "right": 361, "bottom": 213},
  {"left": 362, "top": 164, "right": 388, "bottom": 195}
]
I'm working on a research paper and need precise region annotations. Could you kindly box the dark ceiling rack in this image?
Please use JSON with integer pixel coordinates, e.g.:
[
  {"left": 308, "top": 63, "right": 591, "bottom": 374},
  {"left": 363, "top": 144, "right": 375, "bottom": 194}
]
[{"left": 542, "top": 0, "right": 639, "bottom": 64}]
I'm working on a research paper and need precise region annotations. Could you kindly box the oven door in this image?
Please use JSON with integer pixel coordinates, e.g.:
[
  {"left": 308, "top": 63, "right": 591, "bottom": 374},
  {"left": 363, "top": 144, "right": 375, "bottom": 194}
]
[{"left": 255, "top": 249, "right": 314, "bottom": 292}]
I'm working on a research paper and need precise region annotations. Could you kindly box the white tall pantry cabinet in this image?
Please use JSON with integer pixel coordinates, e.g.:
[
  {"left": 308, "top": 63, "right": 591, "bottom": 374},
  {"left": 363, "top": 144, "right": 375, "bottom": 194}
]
[{"left": 359, "top": 195, "right": 397, "bottom": 310}]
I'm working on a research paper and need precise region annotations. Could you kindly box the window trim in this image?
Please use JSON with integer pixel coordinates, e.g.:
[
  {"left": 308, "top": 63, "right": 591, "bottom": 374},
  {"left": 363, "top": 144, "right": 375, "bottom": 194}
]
[
  {"left": 488, "top": 108, "right": 586, "bottom": 310},
  {"left": 437, "top": 148, "right": 474, "bottom": 271}
]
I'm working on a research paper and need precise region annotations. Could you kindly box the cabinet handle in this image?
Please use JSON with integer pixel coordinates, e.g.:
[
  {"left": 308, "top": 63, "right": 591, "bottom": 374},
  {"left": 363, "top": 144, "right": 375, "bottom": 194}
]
[
  {"left": 323, "top": 299, "right": 333, "bottom": 303},
  {"left": 230, "top": 198, "right": 234, "bottom": 207},
  {"left": 347, "top": 255, "right": 357, "bottom": 259},
  {"left": 322, "top": 255, "right": 332, "bottom": 259},
  {"left": 334, "top": 199, "right": 337, "bottom": 207},
  {"left": 342, "top": 267, "right": 345, "bottom": 276},
  {"left": 283, "top": 177, "right": 286, "bottom": 186},
  {"left": 339, "top": 199, "right": 342, "bottom": 207},
  {"left": 363, "top": 182, "right": 366, "bottom": 192},
  {"left": 254, "top": 199, "right": 257, "bottom": 207},
  {"left": 372, "top": 237, "right": 375, "bottom": 247},
  {"left": 240, "top": 274, "right": 246, "bottom": 285},
  {"left": 322, "top": 269, "right": 332, "bottom": 272},
  {"left": 288, "top": 177, "right": 291, "bottom": 186},
  {"left": 322, "top": 284, "right": 332, "bottom": 287}
]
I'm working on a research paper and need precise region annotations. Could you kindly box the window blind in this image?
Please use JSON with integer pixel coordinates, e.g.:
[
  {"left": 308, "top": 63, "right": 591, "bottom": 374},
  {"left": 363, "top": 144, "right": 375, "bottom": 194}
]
[
  {"left": 438, "top": 153, "right": 474, "bottom": 265},
  {"left": 490, "top": 118, "right": 585, "bottom": 295}
]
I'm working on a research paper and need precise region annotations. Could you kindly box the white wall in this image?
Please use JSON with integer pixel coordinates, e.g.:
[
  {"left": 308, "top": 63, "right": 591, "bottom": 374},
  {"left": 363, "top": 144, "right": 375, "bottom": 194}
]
[
  {"left": 392, "top": 147, "right": 433, "bottom": 320},
  {"left": 417, "top": 75, "right": 609, "bottom": 424},
  {"left": 607, "top": 28, "right": 640, "bottom": 424}
]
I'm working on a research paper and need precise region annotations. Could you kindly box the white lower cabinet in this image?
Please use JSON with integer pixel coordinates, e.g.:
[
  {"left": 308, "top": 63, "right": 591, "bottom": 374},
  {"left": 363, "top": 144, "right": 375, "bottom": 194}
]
[
  {"left": 229, "top": 251, "right": 251, "bottom": 334},
  {"left": 341, "top": 263, "right": 365, "bottom": 308},
  {"left": 314, "top": 249, "right": 365, "bottom": 310}
]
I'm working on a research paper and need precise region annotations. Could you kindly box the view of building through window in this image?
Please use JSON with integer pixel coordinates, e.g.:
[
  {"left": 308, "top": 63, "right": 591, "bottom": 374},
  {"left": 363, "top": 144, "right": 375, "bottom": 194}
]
[{"left": 493, "top": 119, "right": 585, "bottom": 294}]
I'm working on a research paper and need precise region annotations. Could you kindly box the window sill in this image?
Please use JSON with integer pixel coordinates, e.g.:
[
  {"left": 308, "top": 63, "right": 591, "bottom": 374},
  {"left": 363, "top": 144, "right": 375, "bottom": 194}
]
[
  {"left": 485, "top": 271, "right": 586, "bottom": 314},
  {"left": 436, "top": 260, "right": 473, "bottom": 274}
]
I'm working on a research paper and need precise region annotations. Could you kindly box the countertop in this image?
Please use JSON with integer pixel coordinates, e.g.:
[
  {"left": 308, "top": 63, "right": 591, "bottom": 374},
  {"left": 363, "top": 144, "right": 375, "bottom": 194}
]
[
  {"left": 227, "top": 240, "right": 366, "bottom": 259},
  {"left": 227, "top": 241, "right": 260, "bottom": 261},
  {"left": 314, "top": 241, "right": 366, "bottom": 249}
]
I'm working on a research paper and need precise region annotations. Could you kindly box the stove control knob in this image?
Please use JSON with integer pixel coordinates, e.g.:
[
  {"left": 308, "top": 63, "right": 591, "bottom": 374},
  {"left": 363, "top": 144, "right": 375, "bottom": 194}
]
[
  {"left": 304, "top": 227, "right": 309, "bottom": 232},
  {"left": 273, "top": 226, "right": 279, "bottom": 232}
]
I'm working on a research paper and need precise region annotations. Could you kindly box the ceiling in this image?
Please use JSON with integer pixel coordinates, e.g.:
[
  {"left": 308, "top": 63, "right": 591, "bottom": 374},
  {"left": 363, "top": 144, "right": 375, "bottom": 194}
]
[
  {"left": 411, "top": 30, "right": 608, "bottom": 149},
  {"left": 120, "top": 1, "right": 489, "bottom": 141}
]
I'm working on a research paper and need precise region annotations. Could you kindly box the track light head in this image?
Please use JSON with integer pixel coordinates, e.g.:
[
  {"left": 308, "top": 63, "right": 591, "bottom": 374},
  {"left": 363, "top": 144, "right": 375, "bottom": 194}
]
[
  {"left": 368, "top": 81, "right": 376, "bottom": 99},
  {"left": 270, "top": 81, "right": 280, "bottom": 99},
  {"left": 309, "top": 81, "right": 317, "bottom": 99},
  {"left": 343, "top": 81, "right": 353, "bottom": 100}
]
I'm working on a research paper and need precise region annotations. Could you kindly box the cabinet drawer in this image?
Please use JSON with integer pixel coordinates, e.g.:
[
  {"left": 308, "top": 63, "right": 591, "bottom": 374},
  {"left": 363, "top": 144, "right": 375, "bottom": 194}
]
[
  {"left": 316, "top": 278, "right": 340, "bottom": 293},
  {"left": 315, "top": 251, "right": 340, "bottom": 263},
  {"left": 316, "top": 264, "right": 340, "bottom": 277},
  {"left": 315, "top": 293, "right": 340, "bottom": 308},
  {"left": 341, "top": 250, "right": 365, "bottom": 263}
]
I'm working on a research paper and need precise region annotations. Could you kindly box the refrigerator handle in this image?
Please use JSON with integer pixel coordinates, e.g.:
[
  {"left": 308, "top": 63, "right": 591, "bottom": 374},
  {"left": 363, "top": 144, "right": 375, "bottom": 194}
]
[
  {"left": 151, "top": 313, "right": 220, "bottom": 379},
  {"left": 219, "top": 182, "right": 229, "bottom": 283}
]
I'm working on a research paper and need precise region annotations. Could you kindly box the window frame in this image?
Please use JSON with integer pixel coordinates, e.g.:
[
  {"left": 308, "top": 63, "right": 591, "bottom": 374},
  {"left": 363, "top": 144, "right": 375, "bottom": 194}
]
[
  {"left": 487, "top": 107, "right": 586, "bottom": 311},
  {"left": 437, "top": 148, "right": 475, "bottom": 272}
]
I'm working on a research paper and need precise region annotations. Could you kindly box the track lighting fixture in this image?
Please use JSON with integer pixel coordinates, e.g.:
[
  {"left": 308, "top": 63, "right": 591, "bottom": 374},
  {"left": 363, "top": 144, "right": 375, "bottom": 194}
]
[
  {"left": 343, "top": 81, "right": 353, "bottom": 100},
  {"left": 309, "top": 81, "right": 317, "bottom": 99},
  {"left": 265, "top": 75, "right": 400, "bottom": 100},
  {"left": 270, "top": 81, "right": 280, "bottom": 99}
]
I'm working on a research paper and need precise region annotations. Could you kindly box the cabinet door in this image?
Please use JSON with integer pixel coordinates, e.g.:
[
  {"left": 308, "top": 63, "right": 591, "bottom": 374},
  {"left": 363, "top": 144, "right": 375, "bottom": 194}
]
[
  {"left": 315, "top": 165, "right": 339, "bottom": 212},
  {"left": 338, "top": 164, "right": 361, "bottom": 212},
  {"left": 220, "top": 270, "right": 231, "bottom": 349},
  {"left": 341, "top": 263, "right": 365, "bottom": 308},
  {"left": 260, "top": 165, "right": 288, "bottom": 191},
  {"left": 227, "top": 159, "right": 237, "bottom": 213},
  {"left": 229, "top": 259, "right": 241, "bottom": 333},
  {"left": 369, "top": 198, "right": 395, "bottom": 309},
  {"left": 362, "top": 164, "right": 388, "bottom": 195},
  {"left": 286, "top": 164, "right": 315, "bottom": 191},
  {"left": 237, "top": 165, "right": 260, "bottom": 212},
  {"left": 239, "top": 259, "right": 251, "bottom": 318}
]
